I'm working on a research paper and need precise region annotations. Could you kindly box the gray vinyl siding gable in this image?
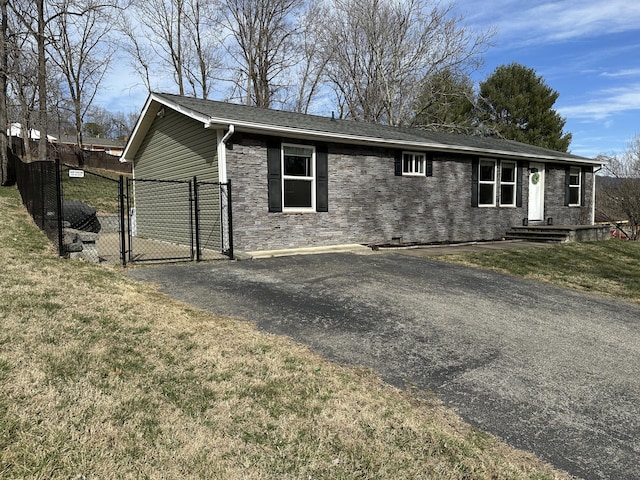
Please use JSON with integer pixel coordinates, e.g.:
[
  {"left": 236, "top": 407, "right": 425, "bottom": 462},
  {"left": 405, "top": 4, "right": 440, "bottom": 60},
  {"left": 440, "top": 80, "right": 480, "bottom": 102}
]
[
  {"left": 134, "top": 108, "right": 219, "bottom": 181},
  {"left": 133, "top": 108, "right": 220, "bottom": 247}
]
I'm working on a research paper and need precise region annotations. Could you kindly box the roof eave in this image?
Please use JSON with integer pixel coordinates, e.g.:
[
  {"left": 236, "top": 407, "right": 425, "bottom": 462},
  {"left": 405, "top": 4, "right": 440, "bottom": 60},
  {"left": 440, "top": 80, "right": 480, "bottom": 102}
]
[{"left": 206, "top": 119, "right": 600, "bottom": 166}]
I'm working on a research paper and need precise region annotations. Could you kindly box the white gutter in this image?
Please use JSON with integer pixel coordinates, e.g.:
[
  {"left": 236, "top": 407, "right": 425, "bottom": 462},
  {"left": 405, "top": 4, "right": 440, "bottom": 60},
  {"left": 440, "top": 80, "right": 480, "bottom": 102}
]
[{"left": 205, "top": 118, "right": 600, "bottom": 166}]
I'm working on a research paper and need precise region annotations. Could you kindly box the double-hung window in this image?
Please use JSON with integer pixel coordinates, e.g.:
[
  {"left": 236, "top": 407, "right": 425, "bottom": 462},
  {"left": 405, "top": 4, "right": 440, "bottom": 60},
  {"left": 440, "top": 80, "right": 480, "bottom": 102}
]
[
  {"left": 282, "top": 144, "right": 315, "bottom": 211},
  {"left": 500, "top": 161, "right": 516, "bottom": 207},
  {"left": 568, "top": 167, "right": 581, "bottom": 206},
  {"left": 402, "top": 152, "right": 426, "bottom": 176},
  {"left": 478, "top": 159, "right": 497, "bottom": 206}
]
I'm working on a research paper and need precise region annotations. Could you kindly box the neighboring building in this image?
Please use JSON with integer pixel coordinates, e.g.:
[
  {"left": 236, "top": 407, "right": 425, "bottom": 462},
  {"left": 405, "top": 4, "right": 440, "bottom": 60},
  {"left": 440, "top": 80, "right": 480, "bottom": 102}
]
[
  {"left": 52, "top": 135, "right": 125, "bottom": 157},
  {"left": 122, "top": 92, "right": 604, "bottom": 254},
  {"left": 8, "top": 123, "right": 57, "bottom": 142}
]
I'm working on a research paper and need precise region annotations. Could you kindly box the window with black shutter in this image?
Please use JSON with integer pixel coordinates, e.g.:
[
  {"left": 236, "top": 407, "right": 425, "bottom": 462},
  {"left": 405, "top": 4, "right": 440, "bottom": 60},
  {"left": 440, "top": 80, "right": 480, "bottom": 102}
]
[{"left": 267, "top": 141, "right": 328, "bottom": 213}]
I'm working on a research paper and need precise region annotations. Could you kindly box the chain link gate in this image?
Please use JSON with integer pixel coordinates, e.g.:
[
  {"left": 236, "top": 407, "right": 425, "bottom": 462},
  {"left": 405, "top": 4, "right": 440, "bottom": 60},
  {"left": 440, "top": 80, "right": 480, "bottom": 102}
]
[
  {"left": 125, "top": 177, "right": 233, "bottom": 265},
  {"left": 16, "top": 157, "right": 233, "bottom": 266},
  {"left": 194, "top": 180, "right": 233, "bottom": 261}
]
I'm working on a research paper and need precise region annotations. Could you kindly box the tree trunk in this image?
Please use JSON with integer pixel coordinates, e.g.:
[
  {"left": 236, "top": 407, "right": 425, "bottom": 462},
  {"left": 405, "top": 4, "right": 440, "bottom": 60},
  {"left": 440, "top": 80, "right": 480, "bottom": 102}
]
[
  {"left": 0, "top": 0, "right": 8, "bottom": 184},
  {"left": 37, "top": 0, "right": 48, "bottom": 161}
]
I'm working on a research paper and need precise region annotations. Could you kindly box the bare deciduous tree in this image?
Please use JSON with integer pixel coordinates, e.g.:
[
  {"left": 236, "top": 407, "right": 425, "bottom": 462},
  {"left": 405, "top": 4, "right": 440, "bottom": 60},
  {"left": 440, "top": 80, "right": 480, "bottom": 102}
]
[
  {"left": 136, "top": 0, "right": 188, "bottom": 95},
  {"left": 47, "top": 0, "right": 116, "bottom": 151},
  {"left": 117, "top": 14, "right": 156, "bottom": 92},
  {"left": 5, "top": 1, "right": 40, "bottom": 162},
  {"left": 36, "top": 0, "right": 48, "bottom": 161},
  {"left": 8, "top": 0, "right": 115, "bottom": 161},
  {"left": 598, "top": 135, "right": 640, "bottom": 240},
  {"left": 318, "top": 0, "right": 492, "bottom": 126},
  {"left": 412, "top": 69, "right": 476, "bottom": 133},
  {"left": 220, "top": 0, "right": 304, "bottom": 108},
  {"left": 286, "top": 1, "right": 330, "bottom": 113},
  {"left": 0, "top": 0, "right": 8, "bottom": 184},
  {"left": 182, "top": 0, "right": 222, "bottom": 99},
  {"left": 85, "top": 105, "right": 137, "bottom": 140},
  {"left": 123, "top": 0, "right": 221, "bottom": 99}
]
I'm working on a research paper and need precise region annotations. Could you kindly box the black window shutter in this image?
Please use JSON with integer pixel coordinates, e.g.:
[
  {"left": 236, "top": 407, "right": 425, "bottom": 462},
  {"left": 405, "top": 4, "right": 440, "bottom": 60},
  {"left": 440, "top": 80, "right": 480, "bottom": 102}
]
[
  {"left": 426, "top": 153, "right": 433, "bottom": 177},
  {"left": 316, "top": 144, "right": 328, "bottom": 212},
  {"left": 516, "top": 161, "right": 523, "bottom": 207},
  {"left": 267, "top": 139, "right": 282, "bottom": 212},
  {"left": 580, "top": 168, "right": 587, "bottom": 206},
  {"left": 394, "top": 151, "right": 403, "bottom": 176},
  {"left": 471, "top": 157, "right": 479, "bottom": 207},
  {"left": 564, "top": 166, "right": 571, "bottom": 206}
]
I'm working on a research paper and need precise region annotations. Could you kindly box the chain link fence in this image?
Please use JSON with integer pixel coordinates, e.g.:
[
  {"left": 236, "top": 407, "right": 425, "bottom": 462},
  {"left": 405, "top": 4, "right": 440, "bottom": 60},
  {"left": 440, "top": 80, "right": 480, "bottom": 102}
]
[
  {"left": 15, "top": 157, "right": 233, "bottom": 265},
  {"left": 15, "top": 158, "right": 63, "bottom": 255}
]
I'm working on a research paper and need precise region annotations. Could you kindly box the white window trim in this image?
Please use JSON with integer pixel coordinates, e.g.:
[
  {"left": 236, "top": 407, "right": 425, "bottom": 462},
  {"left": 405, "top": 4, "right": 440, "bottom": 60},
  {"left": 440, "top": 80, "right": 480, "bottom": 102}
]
[
  {"left": 500, "top": 161, "right": 517, "bottom": 207},
  {"left": 281, "top": 143, "right": 316, "bottom": 213},
  {"left": 402, "top": 151, "right": 426, "bottom": 176},
  {"left": 569, "top": 167, "right": 581, "bottom": 207},
  {"left": 478, "top": 158, "right": 497, "bottom": 207}
]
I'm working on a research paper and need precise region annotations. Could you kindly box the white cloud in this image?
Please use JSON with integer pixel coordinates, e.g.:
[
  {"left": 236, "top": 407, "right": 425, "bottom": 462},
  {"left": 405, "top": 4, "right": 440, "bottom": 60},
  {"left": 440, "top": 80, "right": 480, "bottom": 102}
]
[
  {"left": 455, "top": 0, "right": 640, "bottom": 46},
  {"left": 558, "top": 84, "right": 640, "bottom": 120},
  {"left": 601, "top": 68, "right": 640, "bottom": 78}
]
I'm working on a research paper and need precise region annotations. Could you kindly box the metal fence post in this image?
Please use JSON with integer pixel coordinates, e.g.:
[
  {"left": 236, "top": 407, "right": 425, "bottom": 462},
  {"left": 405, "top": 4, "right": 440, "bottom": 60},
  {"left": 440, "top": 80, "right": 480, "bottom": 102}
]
[
  {"left": 188, "top": 180, "right": 195, "bottom": 261},
  {"left": 227, "top": 180, "right": 234, "bottom": 260},
  {"left": 119, "top": 175, "right": 127, "bottom": 267},
  {"left": 193, "top": 176, "right": 201, "bottom": 262},
  {"left": 54, "top": 158, "right": 64, "bottom": 257},
  {"left": 126, "top": 178, "right": 133, "bottom": 264}
]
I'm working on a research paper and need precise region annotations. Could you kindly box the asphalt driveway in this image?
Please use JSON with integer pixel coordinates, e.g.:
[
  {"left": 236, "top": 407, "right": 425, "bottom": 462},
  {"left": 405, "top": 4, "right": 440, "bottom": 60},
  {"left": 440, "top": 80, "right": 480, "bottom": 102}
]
[{"left": 127, "top": 252, "right": 640, "bottom": 480}]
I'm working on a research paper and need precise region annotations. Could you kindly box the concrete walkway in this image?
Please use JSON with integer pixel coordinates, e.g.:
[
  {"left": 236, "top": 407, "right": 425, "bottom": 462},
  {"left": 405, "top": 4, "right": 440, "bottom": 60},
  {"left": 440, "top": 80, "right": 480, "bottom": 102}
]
[{"left": 243, "top": 239, "right": 554, "bottom": 260}]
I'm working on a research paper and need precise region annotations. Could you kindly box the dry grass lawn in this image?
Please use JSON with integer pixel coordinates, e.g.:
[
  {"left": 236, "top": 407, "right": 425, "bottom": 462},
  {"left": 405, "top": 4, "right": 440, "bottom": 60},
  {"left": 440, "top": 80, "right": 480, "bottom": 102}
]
[{"left": 0, "top": 187, "right": 574, "bottom": 479}]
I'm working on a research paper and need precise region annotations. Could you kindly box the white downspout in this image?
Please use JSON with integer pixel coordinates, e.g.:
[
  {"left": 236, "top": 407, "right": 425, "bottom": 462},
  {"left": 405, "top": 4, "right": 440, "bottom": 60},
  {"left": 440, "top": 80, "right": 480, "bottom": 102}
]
[
  {"left": 213, "top": 124, "right": 234, "bottom": 183},
  {"left": 592, "top": 166, "right": 602, "bottom": 225}
]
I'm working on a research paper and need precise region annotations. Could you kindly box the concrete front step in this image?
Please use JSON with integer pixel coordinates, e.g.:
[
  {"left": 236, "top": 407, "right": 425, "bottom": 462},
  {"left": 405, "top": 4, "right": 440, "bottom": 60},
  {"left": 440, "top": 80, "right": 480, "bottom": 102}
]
[
  {"left": 505, "top": 233, "right": 568, "bottom": 243},
  {"left": 505, "top": 224, "right": 611, "bottom": 243}
]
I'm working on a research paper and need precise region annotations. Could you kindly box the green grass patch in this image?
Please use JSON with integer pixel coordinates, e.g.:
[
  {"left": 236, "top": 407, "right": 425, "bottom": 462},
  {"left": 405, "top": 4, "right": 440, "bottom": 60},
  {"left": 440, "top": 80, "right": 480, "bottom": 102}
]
[
  {"left": 436, "top": 240, "right": 640, "bottom": 303},
  {"left": 61, "top": 167, "right": 128, "bottom": 215}
]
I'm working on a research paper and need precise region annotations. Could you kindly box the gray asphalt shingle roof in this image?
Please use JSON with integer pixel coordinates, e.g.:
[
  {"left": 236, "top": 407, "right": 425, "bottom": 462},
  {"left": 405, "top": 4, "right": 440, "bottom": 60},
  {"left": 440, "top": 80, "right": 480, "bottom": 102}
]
[{"left": 148, "top": 92, "right": 597, "bottom": 165}]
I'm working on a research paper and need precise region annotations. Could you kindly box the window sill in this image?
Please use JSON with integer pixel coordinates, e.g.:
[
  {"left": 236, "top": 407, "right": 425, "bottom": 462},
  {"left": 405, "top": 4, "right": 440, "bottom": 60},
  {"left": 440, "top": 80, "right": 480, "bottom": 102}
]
[{"left": 281, "top": 209, "right": 317, "bottom": 214}]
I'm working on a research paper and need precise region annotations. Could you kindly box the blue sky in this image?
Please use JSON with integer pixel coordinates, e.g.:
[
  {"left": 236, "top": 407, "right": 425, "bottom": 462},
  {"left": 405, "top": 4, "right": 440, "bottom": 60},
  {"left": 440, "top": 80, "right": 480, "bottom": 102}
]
[
  {"left": 453, "top": 0, "right": 640, "bottom": 158},
  {"left": 97, "top": 0, "right": 640, "bottom": 159}
]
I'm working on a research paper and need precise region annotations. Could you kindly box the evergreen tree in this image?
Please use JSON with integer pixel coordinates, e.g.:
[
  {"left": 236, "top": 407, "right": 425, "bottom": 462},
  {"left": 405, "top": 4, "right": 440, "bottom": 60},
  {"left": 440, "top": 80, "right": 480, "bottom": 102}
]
[{"left": 477, "top": 63, "right": 571, "bottom": 152}]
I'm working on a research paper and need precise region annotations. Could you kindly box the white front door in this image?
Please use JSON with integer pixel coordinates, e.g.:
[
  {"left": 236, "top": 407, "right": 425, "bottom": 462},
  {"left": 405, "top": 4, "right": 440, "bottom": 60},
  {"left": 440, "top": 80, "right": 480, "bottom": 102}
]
[{"left": 528, "top": 163, "right": 545, "bottom": 221}]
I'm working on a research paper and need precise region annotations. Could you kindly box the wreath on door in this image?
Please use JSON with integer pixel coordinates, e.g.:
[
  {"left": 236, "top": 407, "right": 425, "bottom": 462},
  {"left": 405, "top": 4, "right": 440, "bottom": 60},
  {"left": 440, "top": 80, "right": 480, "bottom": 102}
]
[{"left": 531, "top": 172, "right": 540, "bottom": 185}]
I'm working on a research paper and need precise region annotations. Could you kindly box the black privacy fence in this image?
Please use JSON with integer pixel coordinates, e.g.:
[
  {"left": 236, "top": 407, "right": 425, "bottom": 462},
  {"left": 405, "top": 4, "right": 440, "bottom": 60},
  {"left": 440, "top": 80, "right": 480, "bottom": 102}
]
[{"left": 14, "top": 157, "right": 233, "bottom": 266}]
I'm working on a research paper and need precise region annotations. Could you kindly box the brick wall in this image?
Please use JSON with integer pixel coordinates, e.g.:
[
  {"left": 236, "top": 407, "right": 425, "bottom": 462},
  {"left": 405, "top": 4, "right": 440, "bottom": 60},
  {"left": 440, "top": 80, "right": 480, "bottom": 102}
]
[{"left": 226, "top": 133, "right": 593, "bottom": 251}]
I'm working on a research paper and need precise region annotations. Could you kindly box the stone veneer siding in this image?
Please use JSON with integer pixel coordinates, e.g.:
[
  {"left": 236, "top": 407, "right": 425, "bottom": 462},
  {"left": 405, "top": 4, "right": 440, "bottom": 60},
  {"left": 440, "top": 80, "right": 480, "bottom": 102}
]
[
  {"left": 226, "top": 133, "right": 593, "bottom": 252},
  {"left": 543, "top": 164, "right": 594, "bottom": 226}
]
